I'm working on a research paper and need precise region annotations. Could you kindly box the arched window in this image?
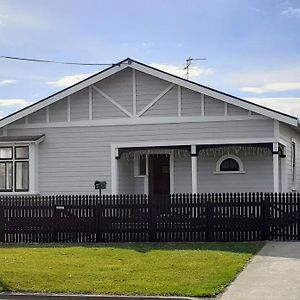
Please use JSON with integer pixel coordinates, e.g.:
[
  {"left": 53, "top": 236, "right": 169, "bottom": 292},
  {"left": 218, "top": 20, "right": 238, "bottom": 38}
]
[
  {"left": 215, "top": 155, "right": 245, "bottom": 174},
  {"left": 220, "top": 158, "right": 239, "bottom": 172}
]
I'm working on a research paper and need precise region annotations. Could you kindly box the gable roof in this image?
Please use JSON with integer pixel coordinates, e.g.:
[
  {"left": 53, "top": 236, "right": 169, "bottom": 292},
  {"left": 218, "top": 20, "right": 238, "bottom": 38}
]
[{"left": 0, "top": 57, "right": 298, "bottom": 127}]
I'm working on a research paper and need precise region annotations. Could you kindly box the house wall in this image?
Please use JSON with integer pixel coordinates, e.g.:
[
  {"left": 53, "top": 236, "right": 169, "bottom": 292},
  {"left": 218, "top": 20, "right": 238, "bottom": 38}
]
[
  {"left": 279, "top": 123, "right": 300, "bottom": 191},
  {"left": 120, "top": 148, "right": 273, "bottom": 194},
  {"left": 197, "top": 150, "right": 273, "bottom": 192},
  {"left": 6, "top": 119, "right": 274, "bottom": 195},
  {"left": 173, "top": 150, "right": 273, "bottom": 193},
  {"left": 3, "top": 67, "right": 278, "bottom": 195},
  {"left": 8, "top": 68, "right": 259, "bottom": 126},
  {"left": 118, "top": 156, "right": 144, "bottom": 194}
]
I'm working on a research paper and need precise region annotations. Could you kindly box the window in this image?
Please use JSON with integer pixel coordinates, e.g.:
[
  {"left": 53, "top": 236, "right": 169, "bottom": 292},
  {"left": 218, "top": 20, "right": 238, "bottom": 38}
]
[
  {"left": 215, "top": 154, "right": 245, "bottom": 174},
  {"left": 0, "top": 147, "right": 12, "bottom": 159},
  {"left": 15, "top": 146, "right": 29, "bottom": 159},
  {"left": 292, "top": 140, "right": 296, "bottom": 190},
  {"left": 220, "top": 158, "right": 239, "bottom": 172},
  {"left": 134, "top": 154, "right": 147, "bottom": 177},
  {"left": 0, "top": 146, "right": 29, "bottom": 192},
  {"left": 0, "top": 162, "right": 13, "bottom": 191}
]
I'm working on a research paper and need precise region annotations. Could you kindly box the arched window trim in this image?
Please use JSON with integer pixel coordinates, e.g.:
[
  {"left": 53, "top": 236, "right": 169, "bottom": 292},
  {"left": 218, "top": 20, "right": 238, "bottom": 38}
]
[{"left": 214, "top": 154, "right": 245, "bottom": 174}]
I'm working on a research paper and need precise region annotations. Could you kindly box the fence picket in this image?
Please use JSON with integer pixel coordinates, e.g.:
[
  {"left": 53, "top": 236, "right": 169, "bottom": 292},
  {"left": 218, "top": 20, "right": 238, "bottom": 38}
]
[{"left": 0, "top": 193, "right": 299, "bottom": 243}]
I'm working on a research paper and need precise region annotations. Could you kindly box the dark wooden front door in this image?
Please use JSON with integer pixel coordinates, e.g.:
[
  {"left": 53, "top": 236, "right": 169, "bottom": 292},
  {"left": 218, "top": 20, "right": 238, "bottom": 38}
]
[{"left": 148, "top": 154, "right": 170, "bottom": 195}]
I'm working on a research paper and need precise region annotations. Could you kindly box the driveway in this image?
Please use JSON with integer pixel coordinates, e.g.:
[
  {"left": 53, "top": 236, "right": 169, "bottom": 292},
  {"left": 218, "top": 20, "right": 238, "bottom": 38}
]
[{"left": 219, "top": 241, "right": 300, "bottom": 300}]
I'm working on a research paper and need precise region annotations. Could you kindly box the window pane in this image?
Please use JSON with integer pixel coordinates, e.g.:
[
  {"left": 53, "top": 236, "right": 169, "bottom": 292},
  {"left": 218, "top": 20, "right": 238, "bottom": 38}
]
[
  {"left": 15, "top": 146, "right": 29, "bottom": 159},
  {"left": 0, "top": 147, "right": 12, "bottom": 159},
  {"left": 139, "top": 155, "right": 146, "bottom": 175},
  {"left": 15, "top": 162, "right": 29, "bottom": 191},
  {"left": 0, "top": 163, "right": 5, "bottom": 189},
  {"left": 0, "top": 162, "right": 12, "bottom": 190},
  {"left": 7, "top": 163, "right": 12, "bottom": 190},
  {"left": 292, "top": 142, "right": 296, "bottom": 187},
  {"left": 220, "top": 158, "right": 239, "bottom": 172}
]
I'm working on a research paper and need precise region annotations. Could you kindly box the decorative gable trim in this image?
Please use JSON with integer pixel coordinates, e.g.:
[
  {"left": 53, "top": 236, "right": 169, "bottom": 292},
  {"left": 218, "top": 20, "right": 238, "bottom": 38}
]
[
  {"left": 0, "top": 61, "right": 130, "bottom": 127},
  {"left": 130, "top": 61, "right": 298, "bottom": 126},
  {"left": 0, "top": 58, "right": 298, "bottom": 128}
]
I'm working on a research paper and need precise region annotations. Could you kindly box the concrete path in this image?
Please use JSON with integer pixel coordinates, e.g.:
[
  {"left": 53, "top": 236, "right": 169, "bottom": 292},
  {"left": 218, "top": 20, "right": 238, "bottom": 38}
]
[{"left": 219, "top": 241, "right": 300, "bottom": 300}]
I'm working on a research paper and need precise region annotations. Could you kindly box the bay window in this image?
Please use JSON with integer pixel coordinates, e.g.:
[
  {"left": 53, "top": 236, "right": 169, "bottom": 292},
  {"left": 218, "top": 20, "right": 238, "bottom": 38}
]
[{"left": 0, "top": 146, "right": 29, "bottom": 192}]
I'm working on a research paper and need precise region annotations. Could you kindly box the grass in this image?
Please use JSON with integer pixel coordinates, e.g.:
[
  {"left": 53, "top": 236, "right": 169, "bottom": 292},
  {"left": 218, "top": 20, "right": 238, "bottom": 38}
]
[{"left": 0, "top": 242, "right": 263, "bottom": 297}]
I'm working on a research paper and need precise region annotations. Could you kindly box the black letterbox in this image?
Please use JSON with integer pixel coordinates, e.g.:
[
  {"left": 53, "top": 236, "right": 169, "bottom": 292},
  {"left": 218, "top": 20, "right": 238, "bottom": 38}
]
[{"left": 94, "top": 181, "right": 107, "bottom": 190}]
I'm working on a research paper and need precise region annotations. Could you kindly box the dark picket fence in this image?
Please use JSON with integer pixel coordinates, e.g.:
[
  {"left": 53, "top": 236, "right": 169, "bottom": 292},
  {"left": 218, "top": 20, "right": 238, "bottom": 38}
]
[{"left": 0, "top": 193, "right": 300, "bottom": 243}]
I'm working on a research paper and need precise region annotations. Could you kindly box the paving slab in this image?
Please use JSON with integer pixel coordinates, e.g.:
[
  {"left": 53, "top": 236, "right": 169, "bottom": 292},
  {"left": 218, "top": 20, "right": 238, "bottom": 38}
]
[{"left": 219, "top": 241, "right": 300, "bottom": 300}]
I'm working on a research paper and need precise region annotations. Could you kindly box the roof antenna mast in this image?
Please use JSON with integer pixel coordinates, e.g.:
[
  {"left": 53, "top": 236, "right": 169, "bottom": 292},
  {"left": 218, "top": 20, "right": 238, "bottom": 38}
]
[{"left": 184, "top": 56, "right": 207, "bottom": 80}]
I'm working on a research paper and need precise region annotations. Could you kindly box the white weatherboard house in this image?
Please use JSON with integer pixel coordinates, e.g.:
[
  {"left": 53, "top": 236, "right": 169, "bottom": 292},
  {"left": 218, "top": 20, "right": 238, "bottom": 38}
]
[{"left": 0, "top": 58, "right": 299, "bottom": 196}]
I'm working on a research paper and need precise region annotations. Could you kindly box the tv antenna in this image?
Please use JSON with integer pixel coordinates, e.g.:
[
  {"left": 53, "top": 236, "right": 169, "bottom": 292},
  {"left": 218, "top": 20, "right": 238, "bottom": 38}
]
[{"left": 184, "top": 56, "right": 207, "bottom": 80}]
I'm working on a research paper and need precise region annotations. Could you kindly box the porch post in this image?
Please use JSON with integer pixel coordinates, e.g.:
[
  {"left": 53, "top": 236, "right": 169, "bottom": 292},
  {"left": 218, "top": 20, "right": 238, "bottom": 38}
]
[
  {"left": 273, "top": 142, "right": 279, "bottom": 193},
  {"left": 191, "top": 145, "right": 198, "bottom": 194},
  {"left": 281, "top": 145, "right": 288, "bottom": 192},
  {"left": 111, "top": 146, "right": 119, "bottom": 194}
]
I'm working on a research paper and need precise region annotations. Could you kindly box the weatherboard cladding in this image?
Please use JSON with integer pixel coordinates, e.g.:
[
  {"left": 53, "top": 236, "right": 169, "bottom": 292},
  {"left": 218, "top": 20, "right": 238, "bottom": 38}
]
[
  {"left": 70, "top": 88, "right": 89, "bottom": 121},
  {"left": 136, "top": 70, "right": 170, "bottom": 114},
  {"left": 204, "top": 96, "right": 224, "bottom": 116},
  {"left": 143, "top": 85, "right": 178, "bottom": 117},
  {"left": 279, "top": 123, "right": 300, "bottom": 191},
  {"left": 92, "top": 87, "right": 128, "bottom": 119},
  {"left": 8, "top": 68, "right": 253, "bottom": 126},
  {"left": 7, "top": 119, "right": 274, "bottom": 195},
  {"left": 49, "top": 98, "right": 68, "bottom": 122},
  {"left": 28, "top": 108, "right": 47, "bottom": 124},
  {"left": 2, "top": 58, "right": 294, "bottom": 195},
  {"left": 95, "top": 67, "right": 133, "bottom": 114},
  {"left": 227, "top": 103, "right": 248, "bottom": 116},
  {"left": 181, "top": 88, "right": 202, "bottom": 116},
  {"left": 174, "top": 151, "right": 273, "bottom": 193}
]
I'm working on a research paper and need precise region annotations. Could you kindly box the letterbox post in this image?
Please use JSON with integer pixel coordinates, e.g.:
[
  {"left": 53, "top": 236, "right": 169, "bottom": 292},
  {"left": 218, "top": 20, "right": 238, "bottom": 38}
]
[{"left": 94, "top": 181, "right": 107, "bottom": 198}]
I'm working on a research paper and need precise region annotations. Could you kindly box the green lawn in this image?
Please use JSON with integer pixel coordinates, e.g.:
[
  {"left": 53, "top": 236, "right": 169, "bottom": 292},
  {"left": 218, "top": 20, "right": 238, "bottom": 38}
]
[{"left": 0, "top": 243, "right": 263, "bottom": 297}]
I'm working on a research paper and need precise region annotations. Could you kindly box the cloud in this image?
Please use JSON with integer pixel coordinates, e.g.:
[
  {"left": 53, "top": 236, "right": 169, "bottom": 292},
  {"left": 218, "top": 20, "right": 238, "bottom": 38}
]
[
  {"left": 150, "top": 63, "right": 213, "bottom": 81},
  {"left": 0, "top": 79, "right": 16, "bottom": 86},
  {"left": 281, "top": 7, "right": 300, "bottom": 18},
  {"left": 229, "top": 66, "right": 300, "bottom": 87},
  {"left": 240, "top": 82, "right": 300, "bottom": 94},
  {"left": 247, "top": 97, "right": 300, "bottom": 117},
  {"left": 0, "top": 99, "right": 33, "bottom": 107},
  {"left": 0, "top": 3, "right": 47, "bottom": 28},
  {"left": 47, "top": 73, "right": 94, "bottom": 88}
]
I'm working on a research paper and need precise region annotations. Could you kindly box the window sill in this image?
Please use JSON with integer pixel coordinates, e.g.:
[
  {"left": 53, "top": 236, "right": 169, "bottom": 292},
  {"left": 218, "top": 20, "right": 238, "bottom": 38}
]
[
  {"left": 0, "top": 191, "right": 39, "bottom": 196},
  {"left": 134, "top": 175, "right": 146, "bottom": 178},
  {"left": 213, "top": 171, "right": 246, "bottom": 175}
]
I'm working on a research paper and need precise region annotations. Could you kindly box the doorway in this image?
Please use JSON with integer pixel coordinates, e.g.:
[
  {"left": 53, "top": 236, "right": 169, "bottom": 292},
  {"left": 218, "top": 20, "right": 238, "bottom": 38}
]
[{"left": 148, "top": 154, "right": 170, "bottom": 195}]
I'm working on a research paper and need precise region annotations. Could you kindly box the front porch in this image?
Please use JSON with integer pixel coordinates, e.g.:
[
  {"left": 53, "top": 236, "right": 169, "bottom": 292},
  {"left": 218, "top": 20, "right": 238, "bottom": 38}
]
[{"left": 112, "top": 140, "right": 286, "bottom": 194}]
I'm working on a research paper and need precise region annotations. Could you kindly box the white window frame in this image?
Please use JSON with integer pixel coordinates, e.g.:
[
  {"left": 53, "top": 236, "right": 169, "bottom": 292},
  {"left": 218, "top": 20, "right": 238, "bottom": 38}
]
[
  {"left": 0, "top": 143, "right": 39, "bottom": 195},
  {"left": 214, "top": 154, "right": 245, "bottom": 174},
  {"left": 133, "top": 153, "right": 147, "bottom": 177}
]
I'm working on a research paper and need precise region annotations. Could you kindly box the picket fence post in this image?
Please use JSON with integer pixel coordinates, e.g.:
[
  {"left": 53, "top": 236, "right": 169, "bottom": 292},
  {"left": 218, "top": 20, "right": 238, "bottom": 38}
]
[{"left": 0, "top": 197, "right": 4, "bottom": 243}]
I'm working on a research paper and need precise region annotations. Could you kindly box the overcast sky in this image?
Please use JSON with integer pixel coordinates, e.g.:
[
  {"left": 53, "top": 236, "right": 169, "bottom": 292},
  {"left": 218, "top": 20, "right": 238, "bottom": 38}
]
[{"left": 0, "top": 0, "right": 300, "bottom": 118}]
